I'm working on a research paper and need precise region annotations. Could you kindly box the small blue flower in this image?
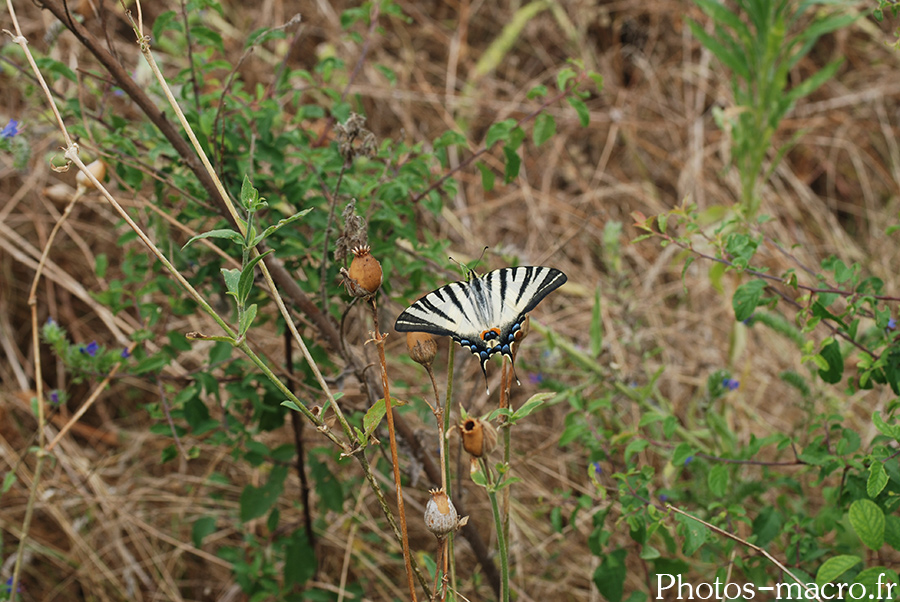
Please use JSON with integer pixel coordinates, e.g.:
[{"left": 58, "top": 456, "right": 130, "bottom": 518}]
[
  {"left": 80, "top": 341, "right": 99, "bottom": 357},
  {"left": 121, "top": 347, "right": 131, "bottom": 358},
  {"left": 722, "top": 378, "right": 740, "bottom": 391},
  {"left": 46, "top": 316, "right": 56, "bottom": 326},
  {"left": 527, "top": 372, "right": 544, "bottom": 385},
  {"left": 659, "top": 493, "right": 669, "bottom": 502},
  {"left": 5, "top": 576, "right": 21, "bottom": 593},
  {"left": 592, "top": 461, "right": 602, "bottom": 476},
  {"left": 684, "top": 456, "right": 694, "bottom": 466},
  {"left": 1, "top": 119, "right": 19, "bottom": 139},
  {"left": 49, "top": 390, "right": 60, "bottom": 405},
  {"left": 889, "top": 318, "right": 897, "bottom": 330}
]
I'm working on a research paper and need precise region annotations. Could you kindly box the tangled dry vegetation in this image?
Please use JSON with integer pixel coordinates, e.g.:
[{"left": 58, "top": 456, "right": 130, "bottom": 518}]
[{"left": 1, "top": 0, "right": 900, "bottom": 600}]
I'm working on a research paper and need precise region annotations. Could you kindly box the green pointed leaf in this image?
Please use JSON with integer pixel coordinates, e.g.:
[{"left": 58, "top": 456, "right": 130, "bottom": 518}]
[
  {"left": 849, "top": 499, "right": 885, "bottom": 550},
  {"left": 503, "top": 145, "right": 521, "bottom": 183},
  {"left": 192, "top": 516, "right": 217, "bottom": 548},
  {"left": 567, "top": 96, "right": 590, "bottom": 127},
  {"left": 707, "top": 464, "right": 729, "bottom": 497},
  {"left": 672, "top": 443, "right": 694, "bottom": 467},
  {"left": 511, "top": 392, "right": 554, "bottom": 422},
  {"left": 868, "top": 462, "right": 889, "bottom": 498},
  {"left": 239, "top": 303, "right": 258, "bottom": 337},
  {"left": 815, "top": 555, "right": 861, "bottom": 586},
  {"left": 251, "top": 208, "right": 313, "bottom": 247},
  {"left": 183, "top": 228, "right": 244, "bottom": 250},
  {"left": 237, "top": 250, "right": 275, "bottom": 304},
  {"left": 281, "top": 399, "right": 302, "bottom": 411},
  {"left": 477, "top": 161, "right": 496, "bottom": 191},
  {"left": 817, "top": 339, "right": 843, "bottom": 384},
  {"left": 533, "top": 112, "right": 556, "bottom": 147},
  {"left": 732, "top": 279, "right": 767, "bottom": 321}
]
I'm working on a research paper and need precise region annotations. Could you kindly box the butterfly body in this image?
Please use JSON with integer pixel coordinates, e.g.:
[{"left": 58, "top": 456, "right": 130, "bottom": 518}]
[{"left": 395, "top": 266, "right": 567, "bottom": 380}]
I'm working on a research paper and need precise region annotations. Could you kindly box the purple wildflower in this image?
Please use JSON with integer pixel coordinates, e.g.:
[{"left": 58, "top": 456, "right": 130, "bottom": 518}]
[
  {"left": 722, "top": 378, "right": 740, "bottom": 391},
  {"left": 592, "top": 462, "right": 602, "bottom": 476},
  {"left": 684, "top": 456, "right": 694, "bottom": 466},
  {"left": 49, "top": 390, "right": 60, "bottom": 405},
  {"left": 528, "top": 372, "right": 544, "bottom": 385},
  {"left": 659, "top": 493, "right": 669, "bottom": 502},
  {"left": 1, "top": 120, "right": 19, "bottom": 139},
  {"left": 121, "top": 347, "right": 131, "bottom": 358},
  {"left": 80, "top": 341, "right": 99, "bottom": 357},
  {"left": 889, "top": 318, "right": 897, "bottom": 330}
]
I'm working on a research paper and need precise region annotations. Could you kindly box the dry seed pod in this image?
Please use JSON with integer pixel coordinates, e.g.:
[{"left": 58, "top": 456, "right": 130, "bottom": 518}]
[
  {"left": 424, "top": 488, "right": 459, "bottom": 538},
  {"left": 406, "top": 332, "right": 437, "bottom": 368},
  {"left": 459, "top": 417, "right": 498, "bottom": 458},
  {"left": 342, "top": 245, "right": 382, "bottom": 298},
  {"left": 76, "top": 159, "right": 107, "bottom": 192}
]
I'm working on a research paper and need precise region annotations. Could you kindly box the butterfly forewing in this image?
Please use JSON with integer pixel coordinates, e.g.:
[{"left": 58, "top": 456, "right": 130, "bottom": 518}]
[{"left": 395, "top": 266, "right": 567, "bottom": 344}]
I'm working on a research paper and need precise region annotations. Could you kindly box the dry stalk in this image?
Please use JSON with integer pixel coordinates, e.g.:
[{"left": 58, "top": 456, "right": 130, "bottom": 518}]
[{"left": 367, "top": 298, "right": 418, "bottom": 601}]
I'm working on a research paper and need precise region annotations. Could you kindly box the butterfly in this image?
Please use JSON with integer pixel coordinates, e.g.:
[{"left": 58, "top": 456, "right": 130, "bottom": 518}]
[{"left": 394, "top": 266, "right": 567, "bottom": 389}]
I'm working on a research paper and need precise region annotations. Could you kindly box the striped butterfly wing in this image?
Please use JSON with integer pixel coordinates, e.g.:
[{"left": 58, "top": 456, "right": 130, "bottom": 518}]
[{"left": 395, "top": 266, "right": 567, "bottom": 375}]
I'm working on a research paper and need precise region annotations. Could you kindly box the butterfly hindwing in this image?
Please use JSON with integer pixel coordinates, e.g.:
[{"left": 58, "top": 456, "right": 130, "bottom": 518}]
[{"left": 395, "top": 266, "right": 567, "bottom": 377}]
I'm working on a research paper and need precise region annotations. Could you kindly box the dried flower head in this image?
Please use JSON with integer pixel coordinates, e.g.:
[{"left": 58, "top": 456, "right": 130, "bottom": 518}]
[
  {"left": 424, "top": 488, "right": 459, "bottom": 538},
  {"left": 459, "top": 417, "right": 498, "bottom": 458},
  {"left": 406, "top": 332, "right": 437, "bottom": 368},
  {"left": 341, "top": 245, "right": 383, "bottom": 299},
  {"left": 334, "top": 200, "right": 368, "bottom": 264}
]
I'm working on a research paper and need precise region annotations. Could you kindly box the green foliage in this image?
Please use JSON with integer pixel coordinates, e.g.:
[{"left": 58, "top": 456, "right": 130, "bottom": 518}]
[{"left": 690, "top": 0, "right": 857, "bottom": 218}]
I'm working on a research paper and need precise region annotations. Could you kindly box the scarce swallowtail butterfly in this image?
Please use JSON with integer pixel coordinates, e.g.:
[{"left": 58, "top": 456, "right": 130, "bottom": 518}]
[{"left": 394, "top": 266, "right": 567, "bottom": 389}]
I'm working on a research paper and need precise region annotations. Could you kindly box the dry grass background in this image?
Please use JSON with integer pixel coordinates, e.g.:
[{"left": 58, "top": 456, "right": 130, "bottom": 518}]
[{"left": 1, "top": 0, "right": 900, "bottom": 600}]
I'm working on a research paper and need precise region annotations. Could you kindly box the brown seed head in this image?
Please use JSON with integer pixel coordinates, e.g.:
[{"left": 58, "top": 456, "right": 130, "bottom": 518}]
[
  {"left": 424, "top": 488, "right": 459, "bottom": 538},
  {"left": 459, "top": 417, "right": 498, "bottom": 458},
  {"left": 406, "top": 332, "right": 437, "bottom": 368},
  {"left": 343, "top": 245, "right": 382, "bottom": 298}
]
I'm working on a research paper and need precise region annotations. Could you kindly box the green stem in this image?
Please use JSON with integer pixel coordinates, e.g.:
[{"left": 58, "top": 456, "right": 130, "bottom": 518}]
[{"left": 481, "top": 458, "right": 510, "bottom": 602}]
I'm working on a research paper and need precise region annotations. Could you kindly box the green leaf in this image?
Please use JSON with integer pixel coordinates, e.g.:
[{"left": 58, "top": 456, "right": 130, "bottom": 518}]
[
  {"left": 152, "top": 10, "right": 179, "bottom": 41},
  {"left": 868, "top": 462, "right": 889, "bottom": 498},
  {"left": 885, "top": 515, "right": 900, "bottom": 550},
  {"left": 732, "top": 279, "right": 767, "bottom": 321},
  {"left": 503, "top": 145, "right": 521, "bottom": 183},
  {"left": 707, "top": 464, "right": 729, "bottom": 497},
  {"left": 221, "top": 267, "right": 241, "bottom": 298},
  {"left": 239, "top": 303, "right": 258, "bottom": 337},
  {"left": 281, "top": 400, "right": 302, "bottom": 412},
  {"left": 284, "top": 530, "right": 316, "bottom": 587},
  {"left": 567, "top": 96, "right": 590, "bottom": 127},
  {"left": 241, "top": 175, "right": 259, "bottom": 210},
  {"left": 251, "top": 209, "right": 313, "bottom": 246},
  {"left": 485, "top": 119, "right": 516, "bottom": 148},
  {"left": 237, "top": 250, "right": 274, "bottom": 305},
  {"left": 590, "top": 288, "right": 603, "bottom": 357},
  {"left": 477, "top": 161, "right": 495, "bottom": 191},
  {"left": 363, "top": 398, "right": 387, "bottom": 439},
  {"left": 873, "top": 411, "right": 900, "bottom": 440},
  {"left": 815, "top": 555, "right": 861, "bottom": 586},
  {"left": 511, "top": 392, "right": 554, "bottom": 421},
  {"left": 817, "top": 339, "right": 843, "bottom": 384},
  {"left": 533, "top": 112, "right": 556, "bottom": 147},
  {"left": 853, "top": 567, "right": 898, "bottom": 602},
  {"left": 849, "top": 499, "right": 885, "bottom": 550},
  {"left": 182, "top": 228, "right": 244, "bottom": 250},
  {"left": 672, "top": 443, "right": 694, "bottom": 467},
  {"left": 191, "top": 516, "right": 217, "bottom": 548},
  {"left": 557, "top": 67, "right": 577, "bottom": 91},
  {"left": 592, "top": 548, "right": 627, "bottom": 602},
  {"left": 675, "top": 512, "right": 708, "bottom": 555},
  {"left": 239, "top": 465, "right": 288, "bottom": 522}
]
